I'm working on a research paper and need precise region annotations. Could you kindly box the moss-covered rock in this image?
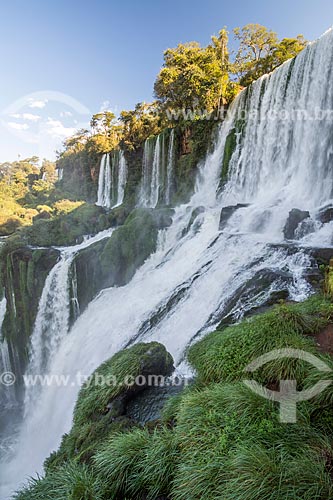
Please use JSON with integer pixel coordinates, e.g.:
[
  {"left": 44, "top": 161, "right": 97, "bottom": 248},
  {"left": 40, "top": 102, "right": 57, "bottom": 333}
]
[
  {"left": 1, "top": 246, "right": 60, "bottom": 378},
  {"left": 74, "top": 208, "right": 174, "bottom": 312},
  {"left": 46, "top": 342, "right": 174, "bottom": 468},
  {"left": 220, "top": 118, "right": 246, "bottom": 187}
]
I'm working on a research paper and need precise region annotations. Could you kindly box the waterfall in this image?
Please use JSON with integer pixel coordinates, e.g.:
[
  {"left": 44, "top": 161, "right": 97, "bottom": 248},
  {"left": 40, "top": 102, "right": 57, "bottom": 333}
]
[
  {"left": 139, "top": 135, "right": 162, "bottom": 207},
  {"left": 2, "top": 28, "right": 333, "bottom": 498},
  {"left": 139, "top": 137, "right": 154, "bottom": 206},
  {"left": 0, "top": 298, "right": 16, "bottom": 406},
  {"left": 140, "top": 130, "right": 175, "bottom": 207},
  {"left": 165, "top": 129, "right": 175, "bottom": 205},
  {"left": 114, "top": 151, "right": 128, "bottom": 207},
  {"left": 0, "top": 298, "right": 9, "bottom": 379},
  {"left": 0, "top": 297, "right": 6, "bottom": 334},
  {"left": 97, "top": 152, "right": 128, "bottom": 209},
  {"left": 96, "top": 154, "right": 111, "bottom": 208},
  {"left": 57, "top": 168, "right": 63, "bottom": 181},
  {"left": 70, "top": 262, "right": 80, "bottom": 322},
  {"left": 150, "top": 135, "right": 161, "bottom": 207},
  {"left": 23, "top": 228, "right": 114, "bottom": 415}
]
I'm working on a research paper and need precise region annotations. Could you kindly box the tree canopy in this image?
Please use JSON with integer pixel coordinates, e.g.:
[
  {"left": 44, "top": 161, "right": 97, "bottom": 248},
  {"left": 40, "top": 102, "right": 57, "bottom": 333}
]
[{"left": 57, "top": 23, "right": 307, "bottom": 155}]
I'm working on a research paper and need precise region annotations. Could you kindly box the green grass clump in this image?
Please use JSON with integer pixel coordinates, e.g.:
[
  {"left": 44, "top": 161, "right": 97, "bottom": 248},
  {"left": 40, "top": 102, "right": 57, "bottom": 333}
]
[
  {"left": 95, "top": 426, "right": 177, "bottom": 499},
  {"left": 188, "top": 298, "right": 332, "bottom": 386},
  {"left": 142, "top": 427, "right": 178, "bottom": 499},
  {"left": 171, "top": 383, "right": 278, "bottom": 500},
  {"left": 223, "top": 442, "right": 333, "bottom": 500},
  {"left": 171, "top": 382, "right": 331, "bottom": 500},
  {"left": 14, "top": 462, "right": 104, "bottom": 500},
  {"left": 94, "top": 428, "right": 150, "bottom": 498}
]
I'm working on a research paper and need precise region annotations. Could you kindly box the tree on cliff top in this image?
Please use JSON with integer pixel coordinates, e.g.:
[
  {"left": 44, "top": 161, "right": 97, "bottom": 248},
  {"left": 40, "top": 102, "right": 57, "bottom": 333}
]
[
  {"left": 154, "top": 41, "right": 229, "bottom": 114},
  {"left": 233, "top": 24, "right": 307, "bottom": 86},
  {"left": 120, "top": 102, "right": 163, "bottom": 150}
]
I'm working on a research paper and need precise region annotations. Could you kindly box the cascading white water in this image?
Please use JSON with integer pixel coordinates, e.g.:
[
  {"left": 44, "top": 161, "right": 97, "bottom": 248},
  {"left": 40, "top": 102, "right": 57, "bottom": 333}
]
[
  {"left": 97, "top": 151, "right": 128, "bottom": 209},
  {"left": 150, "top": 135, "right": 161, "bottom": 207},
  {"left": 165, "top": 129, "right": 175, "bottom": 205},
  {"left": 0, "top": 297, "right": 6, "bottom": 334},
  {"left": 2, "top": 28, "right": 333, "bottom": 498},
  {"left": 114, "top": 151, "right": 128, "bottom": 207},
  {"left": 0, "top": 297, "right": 9, "bottom": 378},
  {"left": 0, "top": 298, "right": 17, "bottom": 407},
  {"left": 23, "top": 228, "right": 114, "bottom": 415},
  {"left": 139, "top": 135, "right": 162, "bottom": 207},
  {"left": 96, "top": 154, "right": 111, "bottom": 208}
]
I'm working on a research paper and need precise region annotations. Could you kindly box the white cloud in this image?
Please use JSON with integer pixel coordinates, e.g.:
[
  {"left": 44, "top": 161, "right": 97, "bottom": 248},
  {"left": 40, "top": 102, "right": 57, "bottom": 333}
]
[
  {"left": 10, "top": 113, "right": 41, "bottom": 122},
  {"left": 45, "top": 118, "right": 76, "bottom": 139},
  {"left": 100, "top": 100, "right": 111, "bottom": 111},
  {"left": 60, "top": 110, "right": 73, "bottom": 118},
  {"left": 28, "top": 98, "right": 48, "bottom": 109},
  {"left": 99, "top": 100, "right": 119, "bottom": 114},
  {"left": 7, "top": 122, "right": 29, "bottom": 131}
]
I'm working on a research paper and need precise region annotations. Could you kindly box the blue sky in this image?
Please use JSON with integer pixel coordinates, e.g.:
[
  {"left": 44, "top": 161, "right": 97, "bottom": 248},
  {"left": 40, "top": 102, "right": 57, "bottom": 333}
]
[{"left": 0, "top": 0, "right": 333, "bottom": 161}]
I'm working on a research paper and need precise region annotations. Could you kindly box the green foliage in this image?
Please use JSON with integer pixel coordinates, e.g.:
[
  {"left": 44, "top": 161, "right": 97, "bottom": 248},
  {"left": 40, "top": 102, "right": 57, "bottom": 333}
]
[
  {"left": 120, "top": 102, "right": 164, "bottom": 150},
  {"left": 52, "top": 199, "right": 84, "bottom": 215},
  {"left": 0, "top": 157, "right": 77, "bottom": 236},
  {"left": 233, "top": 24, "right": 307, "bottom": 86},
  {"left": 95, "top": 426, "right": 177, "bottom": 499},
  {"left": 88, "top": 111, "right": 123, "bottom": 153},
  {"left": 13, "top": 462, "right": 105, "bottom": 500},
  {"left": 154, "top": 41, "right": 228, "bottom": 113},
  {"left": 0, "top": 202, "right": 107, "bottom": 263},
  {"left": 188, "top": 298, "right": 331, "bottom": 386}
]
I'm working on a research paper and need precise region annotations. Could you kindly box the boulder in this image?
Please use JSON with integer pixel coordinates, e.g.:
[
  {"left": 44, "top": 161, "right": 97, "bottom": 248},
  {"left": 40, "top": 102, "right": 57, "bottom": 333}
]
[
  {"left": 317, "top": 204, "right": 333, "bottom": 224},
  {"left": 48, "top": 343, "right": 175, "bottom": 466},
  {"left": 73, "top": 341, "right": 174, "bottom": 423},
  {"left": 283, "top": 208, "right": 310, "bottom": 239},
  {"left": 219, "top": 203, "right": 250, "bottom": 230}
]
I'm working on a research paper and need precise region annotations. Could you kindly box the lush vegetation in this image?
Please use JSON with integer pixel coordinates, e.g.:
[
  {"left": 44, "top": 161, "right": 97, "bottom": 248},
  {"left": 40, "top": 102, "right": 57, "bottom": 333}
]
[
  {"left": 14, "top": 296, "right": 333, "bottom": 500},
  {"left": 0, "top": 156, "right": 90, "bottom": 237},
  {"left": 0, "top": 23, "right": 306, "bottom": 240},
  {"left": 56, "top": 23, "right": 306, "bottom": 162}
]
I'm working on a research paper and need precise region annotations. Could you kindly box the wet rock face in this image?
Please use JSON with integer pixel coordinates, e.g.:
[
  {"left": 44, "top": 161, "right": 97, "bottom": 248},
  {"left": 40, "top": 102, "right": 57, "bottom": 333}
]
[
  {"left": 317, "top": 204, "right": 333, "bottom": 224},
  {"left": 74, "top": 208, "right": 175, "bottom": 314},
  {"left": 219, "top": 204, "right": 250, "bottom": 230},
  {"left": 1, "top": 246, "right": 60, "bottom": 379},
  {"left": 96, "top": 342, "right": 175, "bottom": 420},
  {"left": 126, "top": 384, "right": 185, "bottom": 425},
  {"left": 283, "top": 208, "right": 310, "bottom": 239}
]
